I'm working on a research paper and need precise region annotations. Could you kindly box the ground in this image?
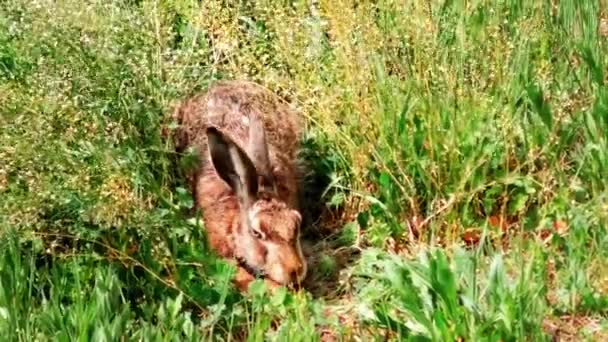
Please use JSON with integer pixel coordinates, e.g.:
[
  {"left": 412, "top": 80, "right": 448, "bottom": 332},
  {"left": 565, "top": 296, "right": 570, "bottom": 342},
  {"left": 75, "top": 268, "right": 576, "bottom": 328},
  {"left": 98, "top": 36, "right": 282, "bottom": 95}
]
[{"left": 1, "top": 0, "right": 607, "bottom": 341}]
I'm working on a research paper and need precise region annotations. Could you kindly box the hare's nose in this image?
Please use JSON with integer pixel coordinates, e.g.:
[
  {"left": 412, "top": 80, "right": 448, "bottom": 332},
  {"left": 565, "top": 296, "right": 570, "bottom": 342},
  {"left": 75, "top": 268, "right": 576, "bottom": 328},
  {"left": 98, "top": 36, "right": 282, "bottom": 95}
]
[
  {"left": 290, "top": 270, "right": 299, "bottom": 283},
  {"left": 289, "top": 272, "right": 303, "bottom": 290},
  {"left": 290, "top": 264, "right": 305, "bottom": 283}
]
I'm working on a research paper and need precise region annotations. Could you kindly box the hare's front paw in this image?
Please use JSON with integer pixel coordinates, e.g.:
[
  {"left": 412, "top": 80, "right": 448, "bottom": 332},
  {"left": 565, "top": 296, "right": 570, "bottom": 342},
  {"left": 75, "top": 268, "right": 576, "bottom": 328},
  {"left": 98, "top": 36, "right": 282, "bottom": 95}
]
[
  {"left": 233, "top": 265, "right": 256, "bottom": 292},
  {"left": 234, "top": 265, "right": 283, "bottom": 294},
  {"left": 263, "top": 279, "right": 282, "bottom": 294}
]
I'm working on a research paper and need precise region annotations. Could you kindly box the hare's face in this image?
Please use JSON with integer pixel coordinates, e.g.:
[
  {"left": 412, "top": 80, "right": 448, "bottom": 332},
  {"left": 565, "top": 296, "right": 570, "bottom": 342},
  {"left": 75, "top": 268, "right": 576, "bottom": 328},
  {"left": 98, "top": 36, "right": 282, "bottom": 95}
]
[
  {"left": 206, "top": 121, "right": 307, "bottom": 289},
  {"left": 236, "top": 199, "right": 306, "bottom": 286}
]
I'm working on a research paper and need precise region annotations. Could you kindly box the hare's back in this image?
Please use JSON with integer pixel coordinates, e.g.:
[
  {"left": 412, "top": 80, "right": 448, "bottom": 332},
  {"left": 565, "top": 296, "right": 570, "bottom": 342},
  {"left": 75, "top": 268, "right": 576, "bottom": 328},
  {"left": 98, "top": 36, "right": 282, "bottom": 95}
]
[
  {"left": 171, "top": 80, "right": 301, "bottom": 171},
  {"left": 203, "top": 81, "right": 300, "bottom": 155}
]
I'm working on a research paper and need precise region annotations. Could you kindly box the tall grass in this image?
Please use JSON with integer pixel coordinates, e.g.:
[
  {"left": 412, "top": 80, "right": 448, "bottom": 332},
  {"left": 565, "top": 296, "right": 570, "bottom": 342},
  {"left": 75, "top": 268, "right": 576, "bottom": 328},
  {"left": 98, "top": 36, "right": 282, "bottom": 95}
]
[{"left": 1, "top": 0, "right": 607, "bottom": 340}]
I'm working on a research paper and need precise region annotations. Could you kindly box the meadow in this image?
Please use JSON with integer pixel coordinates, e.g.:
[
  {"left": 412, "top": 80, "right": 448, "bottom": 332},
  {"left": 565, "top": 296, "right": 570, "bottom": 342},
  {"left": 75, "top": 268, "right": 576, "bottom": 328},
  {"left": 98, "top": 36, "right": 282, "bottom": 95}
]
[{"left": 1, "top": 0, "right": 607, "bottom": 340}]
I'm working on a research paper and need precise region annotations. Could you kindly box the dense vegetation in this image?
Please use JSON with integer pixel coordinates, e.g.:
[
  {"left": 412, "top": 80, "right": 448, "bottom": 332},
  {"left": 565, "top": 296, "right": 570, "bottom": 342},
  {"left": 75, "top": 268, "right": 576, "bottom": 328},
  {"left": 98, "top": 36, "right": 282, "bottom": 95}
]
[{"left": 1, "top": 0, "right": 607, "bottom": 340}]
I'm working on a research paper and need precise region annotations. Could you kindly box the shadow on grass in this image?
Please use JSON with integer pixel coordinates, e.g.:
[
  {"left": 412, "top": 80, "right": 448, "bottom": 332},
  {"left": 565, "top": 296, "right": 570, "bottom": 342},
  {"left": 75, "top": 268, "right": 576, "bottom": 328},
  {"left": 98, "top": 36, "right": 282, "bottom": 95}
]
[{"left": 296, "top": 130, "right": 362, "bottom": 300}]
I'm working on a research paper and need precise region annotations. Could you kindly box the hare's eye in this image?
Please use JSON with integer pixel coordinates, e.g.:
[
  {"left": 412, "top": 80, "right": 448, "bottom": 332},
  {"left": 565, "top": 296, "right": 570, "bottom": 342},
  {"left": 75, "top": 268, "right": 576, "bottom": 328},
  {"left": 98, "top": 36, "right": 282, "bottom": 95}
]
[{"left": 250, "top": 227, "right": 266, "bottom": 240}]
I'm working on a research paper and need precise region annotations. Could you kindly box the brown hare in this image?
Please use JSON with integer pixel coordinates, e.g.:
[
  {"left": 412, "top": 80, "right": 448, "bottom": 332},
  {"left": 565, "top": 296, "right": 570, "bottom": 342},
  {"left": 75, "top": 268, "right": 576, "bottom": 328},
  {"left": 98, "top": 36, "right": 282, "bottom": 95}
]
[{"left": 169, "top": 80, "right": 307, "bottom": 292}]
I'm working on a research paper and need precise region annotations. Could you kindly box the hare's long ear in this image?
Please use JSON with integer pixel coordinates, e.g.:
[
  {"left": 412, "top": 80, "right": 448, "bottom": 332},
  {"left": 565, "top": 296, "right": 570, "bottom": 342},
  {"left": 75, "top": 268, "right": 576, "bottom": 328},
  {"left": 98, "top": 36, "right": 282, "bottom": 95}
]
[
  {"left": 248, "top": 114, "right": 277, "bottom": 195},
  {"left": 206, "top": 127, "right": 258, "bottom": 207}
]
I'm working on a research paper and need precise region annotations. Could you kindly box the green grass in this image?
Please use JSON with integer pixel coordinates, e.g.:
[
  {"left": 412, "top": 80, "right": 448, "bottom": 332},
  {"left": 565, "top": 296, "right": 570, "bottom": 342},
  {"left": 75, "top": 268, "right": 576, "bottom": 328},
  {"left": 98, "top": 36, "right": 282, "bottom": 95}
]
[{"left": 1, "top": 0, "right": 607, "bottom": 340}]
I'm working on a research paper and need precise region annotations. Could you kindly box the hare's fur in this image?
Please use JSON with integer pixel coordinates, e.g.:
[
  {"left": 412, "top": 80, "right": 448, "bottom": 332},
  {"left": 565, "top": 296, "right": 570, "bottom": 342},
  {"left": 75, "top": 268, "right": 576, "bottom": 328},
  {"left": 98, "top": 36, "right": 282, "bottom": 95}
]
[{"left": 170, "top": 80, "right": 307, "bottom": 291}]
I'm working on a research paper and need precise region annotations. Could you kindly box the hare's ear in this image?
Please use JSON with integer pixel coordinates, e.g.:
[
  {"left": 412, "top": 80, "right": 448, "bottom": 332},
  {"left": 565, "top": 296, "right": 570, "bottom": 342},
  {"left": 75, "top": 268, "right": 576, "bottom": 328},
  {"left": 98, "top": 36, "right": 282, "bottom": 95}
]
[
  {"left": 206, "top": 127, "right": 258, "bottom": 207},
  {"left": 248, "top": 114, "right": 276, "bottom": 195}
]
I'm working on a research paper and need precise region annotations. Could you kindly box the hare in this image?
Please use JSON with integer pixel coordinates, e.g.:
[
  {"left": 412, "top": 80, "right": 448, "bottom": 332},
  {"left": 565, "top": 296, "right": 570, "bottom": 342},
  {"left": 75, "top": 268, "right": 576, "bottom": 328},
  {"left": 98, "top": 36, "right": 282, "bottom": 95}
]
[{"left": 169, "top": 80, "right": 307, "bottom": 292}]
